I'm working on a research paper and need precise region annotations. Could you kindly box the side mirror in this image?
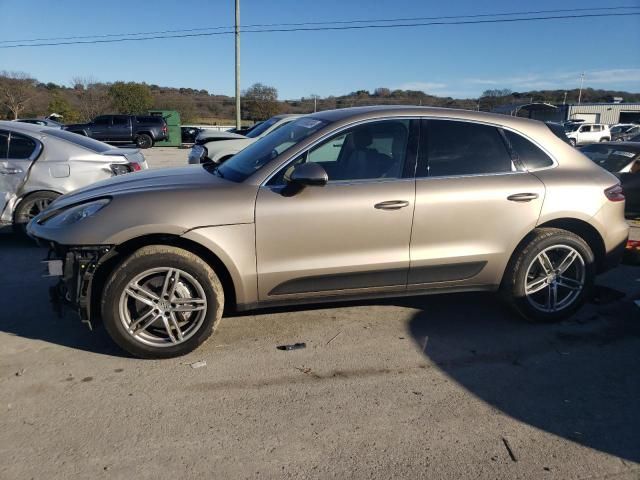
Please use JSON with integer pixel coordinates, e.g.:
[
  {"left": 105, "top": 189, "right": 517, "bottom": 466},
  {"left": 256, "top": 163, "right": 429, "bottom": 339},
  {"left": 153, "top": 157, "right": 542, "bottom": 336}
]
[{"left": 285, "top": 162, "right": 328, "bottom": 187}]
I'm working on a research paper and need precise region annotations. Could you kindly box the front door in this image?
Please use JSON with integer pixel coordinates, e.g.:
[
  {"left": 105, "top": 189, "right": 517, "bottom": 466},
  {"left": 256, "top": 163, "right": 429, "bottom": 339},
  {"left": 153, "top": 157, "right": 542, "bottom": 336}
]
[
  {"left": 255, "top": 119, "right": 419, "bottom": 301},
  {"left": 0, "top": 131, "right": 39, "bottom": 220},
  {"left": 408, "top": 119, "right": 545, "bottom": 289},
  {"left": 91, "top": 116, "right": 111, "bottom": 141}
]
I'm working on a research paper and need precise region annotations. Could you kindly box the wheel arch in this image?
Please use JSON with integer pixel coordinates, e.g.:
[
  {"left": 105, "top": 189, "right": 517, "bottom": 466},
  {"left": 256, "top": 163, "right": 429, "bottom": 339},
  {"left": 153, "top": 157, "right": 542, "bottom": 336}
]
[
  {"left": 13, "top": 189, "right": 63, "bottom": 222},
  {"left": 91, "top": 233, "right": 238, "bottom": 324}
]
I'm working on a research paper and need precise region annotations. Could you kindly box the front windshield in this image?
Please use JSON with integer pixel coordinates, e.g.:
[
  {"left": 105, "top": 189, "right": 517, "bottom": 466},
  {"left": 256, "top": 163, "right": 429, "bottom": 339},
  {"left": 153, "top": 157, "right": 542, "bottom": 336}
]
[
  {"left": 217, "top": 117, "right": 329, "bottom": 182},
  {"left": 564, "top": 123, "right": 580, "bottom": 132},
  {"left": 245, "top": 117, "right": 280, "bottom": 138},
  {"left": 580, "top": 144, "right": 640, "bottom": 172}
]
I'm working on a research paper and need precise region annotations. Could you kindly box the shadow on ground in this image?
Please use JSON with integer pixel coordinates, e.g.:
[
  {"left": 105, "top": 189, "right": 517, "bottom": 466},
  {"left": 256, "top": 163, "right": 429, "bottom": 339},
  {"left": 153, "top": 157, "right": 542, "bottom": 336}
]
[
  {"left": 0, "top": 233, "right": 126, "bottom": 357},
  {"left": 406, "top": 291, "right": 640, "bottom": 463}
]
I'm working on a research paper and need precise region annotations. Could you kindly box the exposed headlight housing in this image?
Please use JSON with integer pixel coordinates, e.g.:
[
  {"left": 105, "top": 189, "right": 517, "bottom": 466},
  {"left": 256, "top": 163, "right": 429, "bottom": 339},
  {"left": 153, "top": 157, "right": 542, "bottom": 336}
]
[{"left": 43, "top": 199, "right": 110, "bottom": 227}]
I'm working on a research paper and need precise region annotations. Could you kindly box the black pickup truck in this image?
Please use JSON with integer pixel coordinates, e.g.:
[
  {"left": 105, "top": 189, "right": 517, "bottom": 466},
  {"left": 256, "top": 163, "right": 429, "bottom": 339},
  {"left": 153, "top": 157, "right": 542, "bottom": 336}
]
[{"left": 64, "top": 115, "right": 168, "bottom": 149}]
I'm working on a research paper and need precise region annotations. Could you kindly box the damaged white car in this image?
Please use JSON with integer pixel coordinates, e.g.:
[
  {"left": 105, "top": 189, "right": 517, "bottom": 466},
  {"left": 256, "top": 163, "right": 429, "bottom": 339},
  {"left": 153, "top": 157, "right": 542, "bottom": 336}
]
[{"left": 0, "top": 121, "right": 147, "bottom": 233}]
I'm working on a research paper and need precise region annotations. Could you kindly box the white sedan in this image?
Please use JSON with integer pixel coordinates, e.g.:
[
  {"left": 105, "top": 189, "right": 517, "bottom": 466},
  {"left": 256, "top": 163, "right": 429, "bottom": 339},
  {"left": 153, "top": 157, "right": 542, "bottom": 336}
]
[{"left": 187, "top": 114, "right": 302, "bottom": 164}]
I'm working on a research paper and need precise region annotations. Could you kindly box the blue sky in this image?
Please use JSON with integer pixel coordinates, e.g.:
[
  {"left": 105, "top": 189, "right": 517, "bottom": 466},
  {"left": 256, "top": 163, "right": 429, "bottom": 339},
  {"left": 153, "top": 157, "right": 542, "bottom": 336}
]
[{"left": 0, "top": 0, "right": 639, "bottom": 99}]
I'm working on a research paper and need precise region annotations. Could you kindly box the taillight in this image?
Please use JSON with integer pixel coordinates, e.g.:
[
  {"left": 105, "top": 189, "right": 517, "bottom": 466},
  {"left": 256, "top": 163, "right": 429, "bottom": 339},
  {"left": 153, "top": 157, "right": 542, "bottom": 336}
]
[
  {"left": 162, "top": 125, "right": 167, "bottom": 133},
  {"left": 604, "top": 184, "right": 625, "bottom": 202},
  {"left": 129, "top": 162, "right": 142, "bottom": 172}
]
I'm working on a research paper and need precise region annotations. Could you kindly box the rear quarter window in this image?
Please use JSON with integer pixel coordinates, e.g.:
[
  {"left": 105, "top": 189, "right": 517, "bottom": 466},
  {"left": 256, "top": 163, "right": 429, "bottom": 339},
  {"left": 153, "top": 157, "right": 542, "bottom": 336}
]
[{"left": 505, "top": 130, "right": 554, "bottom": 170}]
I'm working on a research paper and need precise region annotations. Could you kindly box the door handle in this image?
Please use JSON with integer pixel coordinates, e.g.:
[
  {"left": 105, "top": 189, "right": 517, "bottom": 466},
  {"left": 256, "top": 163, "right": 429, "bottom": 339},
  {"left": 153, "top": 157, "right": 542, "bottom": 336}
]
[
  {"left": 507, "top": 193, "right": 539, "bottom": 202},
  {"left": 374, "top": 200, "right": 410, "bottom": 210},
  {"left": 0, "top": 167, "right": 22, "bottom": 175}
]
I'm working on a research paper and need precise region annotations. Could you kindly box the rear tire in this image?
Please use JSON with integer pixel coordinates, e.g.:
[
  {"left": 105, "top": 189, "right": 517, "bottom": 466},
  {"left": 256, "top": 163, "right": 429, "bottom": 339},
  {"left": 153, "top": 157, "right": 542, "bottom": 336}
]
[
  {"left": 135, "top": 134, "right": 153, "bottom": 149},
  {"left": 101, "top": 245, "right": 224, "bottom": 358},
  {"left": 13, "top": 191, "right": 60, "bottom": 235},
  {"left": 599, "top": 137, "right": 609, "bottom": 142},
  {"left": 501, "top": 228, "right": 595, "bottom": 323}
]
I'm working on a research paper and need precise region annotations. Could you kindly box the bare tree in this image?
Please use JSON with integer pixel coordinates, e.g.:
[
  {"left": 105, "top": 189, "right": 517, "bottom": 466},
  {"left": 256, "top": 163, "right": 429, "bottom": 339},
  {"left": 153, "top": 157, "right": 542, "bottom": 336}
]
[
  {"left": 0, "top": 71, "right": 38, "bottom": 119},
  {"left": 70, "top": 76, "right": 111, "bottom": 121},
  {"left": 242, "top": 83, "right": 280, "bottom": 120}
]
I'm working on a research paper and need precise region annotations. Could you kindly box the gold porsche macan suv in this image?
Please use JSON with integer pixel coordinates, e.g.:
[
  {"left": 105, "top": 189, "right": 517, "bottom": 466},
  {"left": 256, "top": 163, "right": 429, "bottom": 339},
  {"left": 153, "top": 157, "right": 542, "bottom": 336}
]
[{"left": 28, "top": 106, "right": 629, "bottom": 358}]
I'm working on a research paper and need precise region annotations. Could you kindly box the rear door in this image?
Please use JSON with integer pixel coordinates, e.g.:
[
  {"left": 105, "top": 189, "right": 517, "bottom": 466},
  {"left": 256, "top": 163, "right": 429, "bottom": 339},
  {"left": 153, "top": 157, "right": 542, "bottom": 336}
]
[
  {"left": 0, "top": 131, "right": 40, "bottom": 219},
  {"left": 408, "top": 119, "right": 545, "bottom": 289}
]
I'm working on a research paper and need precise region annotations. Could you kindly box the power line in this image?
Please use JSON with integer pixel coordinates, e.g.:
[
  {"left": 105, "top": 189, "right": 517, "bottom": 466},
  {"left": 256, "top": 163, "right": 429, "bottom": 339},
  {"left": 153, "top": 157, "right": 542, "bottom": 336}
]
[
  {"left": 0, "top": 5, "right": 638, "bottom": 45},
  {"left": 0, "top": 12, "right": 638, "bottom": 49}
]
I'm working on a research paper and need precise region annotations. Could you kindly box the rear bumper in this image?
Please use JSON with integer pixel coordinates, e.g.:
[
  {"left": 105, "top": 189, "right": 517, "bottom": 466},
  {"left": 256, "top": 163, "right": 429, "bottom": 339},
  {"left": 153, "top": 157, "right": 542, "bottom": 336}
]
[{"left": 602, "top": 237, "right": 628, "bottom": 271}]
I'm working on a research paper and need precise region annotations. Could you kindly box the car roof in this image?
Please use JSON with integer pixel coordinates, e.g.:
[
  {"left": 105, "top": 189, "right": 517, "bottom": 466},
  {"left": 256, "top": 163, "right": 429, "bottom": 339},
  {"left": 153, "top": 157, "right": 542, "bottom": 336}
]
[
  {"left": 0, "top": 120, "right": 49, "bottom": 134},
  {"left": 307, "top": 105, "right": 547, "bottom": 130}
]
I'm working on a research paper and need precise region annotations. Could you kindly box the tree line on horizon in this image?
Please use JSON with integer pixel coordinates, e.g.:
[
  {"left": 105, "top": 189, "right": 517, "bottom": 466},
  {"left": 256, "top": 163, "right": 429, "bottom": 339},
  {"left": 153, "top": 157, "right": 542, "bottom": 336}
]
[{"left": 1, "top": 71, "right": 639, "bottom": 125}]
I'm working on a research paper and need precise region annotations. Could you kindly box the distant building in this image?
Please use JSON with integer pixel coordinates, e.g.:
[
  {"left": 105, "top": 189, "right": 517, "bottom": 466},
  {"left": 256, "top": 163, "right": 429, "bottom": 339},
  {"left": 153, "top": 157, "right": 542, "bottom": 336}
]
[{"left": 492, "top": 102, "right": 640, "bottom": 125}]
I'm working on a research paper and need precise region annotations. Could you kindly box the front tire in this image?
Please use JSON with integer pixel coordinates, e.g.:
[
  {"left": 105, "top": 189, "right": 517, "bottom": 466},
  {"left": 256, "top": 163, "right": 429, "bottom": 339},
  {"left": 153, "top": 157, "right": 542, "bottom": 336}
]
[
  {"left": 501, "top": 228, "right": 595, "bottom": 323},
  {"left": 135, "top": 133, "right": 154, "bottom": 149},
  {"left": 569, "top": 138, "right": 577, "bottom": 147},
  {"left": 101, "top": 245, "right": 224, "bottom": 358}
]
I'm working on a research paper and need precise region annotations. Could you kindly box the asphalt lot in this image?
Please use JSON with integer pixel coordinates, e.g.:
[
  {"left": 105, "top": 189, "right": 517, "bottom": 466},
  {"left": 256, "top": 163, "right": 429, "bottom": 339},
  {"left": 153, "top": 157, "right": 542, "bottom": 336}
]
[{"left": 1, "top": 147, "right": 639, "bottom": 479}]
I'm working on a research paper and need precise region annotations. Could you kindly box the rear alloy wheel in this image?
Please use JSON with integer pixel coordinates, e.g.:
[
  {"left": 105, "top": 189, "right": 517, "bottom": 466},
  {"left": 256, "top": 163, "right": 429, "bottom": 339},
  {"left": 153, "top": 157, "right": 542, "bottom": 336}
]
[
  {"left": 501, "top": 228, "right": 595, "bottom": 322},
  {"left": 102, "top": 245, "right": 224, "bottom": 358},
  {"left": 135, "top": 133, "right": 153, "bottom": 149},
  {"left": 14, "top": 191, "right": 59, "bottom": 234}
]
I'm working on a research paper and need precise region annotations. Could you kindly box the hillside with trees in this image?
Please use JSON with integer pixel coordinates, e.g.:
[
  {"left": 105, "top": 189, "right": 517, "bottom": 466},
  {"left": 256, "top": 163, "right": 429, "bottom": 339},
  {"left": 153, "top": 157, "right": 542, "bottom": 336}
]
[{"left": 1, "top": 70, "right": 639, "bottom": 125}]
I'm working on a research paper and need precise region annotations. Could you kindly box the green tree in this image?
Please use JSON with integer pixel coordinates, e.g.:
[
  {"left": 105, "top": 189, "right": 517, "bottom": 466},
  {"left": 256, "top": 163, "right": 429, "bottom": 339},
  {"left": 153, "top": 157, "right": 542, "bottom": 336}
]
[
  {"left": 242, "top": 83, "right": 280, "bottom": 120},
  {"left": 108, "top": 82, "right": 153, "bottom": 114},
  {"left": 47, "top": 93, "right": 79, "bottom": 122}
]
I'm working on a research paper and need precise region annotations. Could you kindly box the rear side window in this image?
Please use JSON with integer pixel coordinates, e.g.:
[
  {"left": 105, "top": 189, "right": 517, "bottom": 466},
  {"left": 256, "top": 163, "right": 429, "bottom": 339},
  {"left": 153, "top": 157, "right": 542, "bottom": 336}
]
[
  {"left": 8, "top": 133, "right": 37, "bottom": 159},
  {"left": 422, "top": 120, "right": 514, "bottom": 177},
  {"left": 47, "top": 129, "right": 111, "bottom": 152},
  {"left": 113, "top": 115, "right": 129, "bottom": 126},
  {"left": 505, "top": 131, "right": 554, "bottom": 170},
  {"left": 0, "top": 131, "right": 8, "bottom": 159}
]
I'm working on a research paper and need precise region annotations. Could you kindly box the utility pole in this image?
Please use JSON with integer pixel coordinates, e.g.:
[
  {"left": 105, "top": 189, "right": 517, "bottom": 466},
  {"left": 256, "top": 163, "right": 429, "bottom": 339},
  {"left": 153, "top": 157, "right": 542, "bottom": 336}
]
[
  {"left": 235, "top": 0, "right": 241, "bottom": 130},
  {"left": 577, "top": 72, "right": 585, "bottom": 104},
  {"left": 314, "top": 96, "right": 317, "bottom": 113},
  {"left": 563, "top": 91, "right": 567, "bottom": 105}
]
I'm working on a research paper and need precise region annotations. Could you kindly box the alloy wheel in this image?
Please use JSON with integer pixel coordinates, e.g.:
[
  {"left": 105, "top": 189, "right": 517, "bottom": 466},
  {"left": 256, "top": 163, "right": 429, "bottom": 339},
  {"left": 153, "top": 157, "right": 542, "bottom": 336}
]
[
  {"left": 118, "top": 267, "right": 208, "bottom": 347},
  {"left": 524, "top": 245, "right": 585, "bottom": 313}
]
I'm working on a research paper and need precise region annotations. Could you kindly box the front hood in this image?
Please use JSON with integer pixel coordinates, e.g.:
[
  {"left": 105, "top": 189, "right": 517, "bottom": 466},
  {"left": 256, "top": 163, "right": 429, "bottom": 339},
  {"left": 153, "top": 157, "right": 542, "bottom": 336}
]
[
  {"left": 196, "top": 129, "right": 246, "bottom": 142},
  {"left": 50, "top": 165, "right": 227, "bottom": 209},
  {"left": 32, "top": 165, "right": 258, "bottom": 245}
]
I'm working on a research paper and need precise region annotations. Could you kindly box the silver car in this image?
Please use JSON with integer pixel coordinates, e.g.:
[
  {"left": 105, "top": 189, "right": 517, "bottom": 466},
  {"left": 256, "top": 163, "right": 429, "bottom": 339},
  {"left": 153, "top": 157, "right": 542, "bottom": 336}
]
[
  {"left": 28, "top": 106, "right": 629, "bottom": 359},
  {"left": 1, "top": 121, "right": 147, "bottom": 231}
]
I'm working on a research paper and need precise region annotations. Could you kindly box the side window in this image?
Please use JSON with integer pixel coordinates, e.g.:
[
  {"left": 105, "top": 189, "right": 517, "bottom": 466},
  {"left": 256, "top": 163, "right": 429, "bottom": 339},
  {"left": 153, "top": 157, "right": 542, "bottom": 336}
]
[
  {"left": 580, "top": 125, "right": 591, "bottom": 132},
  {"left": 593, "top": 125, "right": 602, "bottom": 132},
  {"left": 94, "top": 116, "right": 110, "bottom": 126},
  {"left": 268, "top": 120, "right": 410, "bottom": 185},
  {"left": 113, "top": 116, "right": 129, "bottom": 126},
  {"left": 505, "top": 131, "right": 554, "bottom": 170},
  {"left": 8, "top": 133, "right": 37, "bottom": 159},
  {"left": 0, "top": 131, "right": 8, "bottom": 159},
  {"left": 423, "top": 120, "right": 514, "bottom": 177}
]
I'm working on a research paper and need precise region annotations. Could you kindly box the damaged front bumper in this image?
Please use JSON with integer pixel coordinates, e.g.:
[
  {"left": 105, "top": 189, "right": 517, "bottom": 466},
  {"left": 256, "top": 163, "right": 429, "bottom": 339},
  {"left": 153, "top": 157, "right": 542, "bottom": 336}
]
[{"left": 44, "top": 244, "right": 115, "bottom": 329}]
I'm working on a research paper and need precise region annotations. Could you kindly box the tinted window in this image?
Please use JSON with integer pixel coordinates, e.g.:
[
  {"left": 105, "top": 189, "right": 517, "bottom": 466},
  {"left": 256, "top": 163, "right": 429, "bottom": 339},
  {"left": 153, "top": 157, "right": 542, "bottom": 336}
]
[
  {"left": 8, "top": 133, "right": 37, "bottom": 159},
  {"left": 0, "top": 131, "right": 8, "bottom": 159},
  {"left": 47, "top": 129, "right": 112, "bottom": 152},
  {"left": 423, "top": 120, "right": 514, "bottom": 177},
  {"left": 112, "top": 116, "right": 129, "bottom": 126},
  {"left": 94, "top": 116, "right": 110, "bottom": 126},
  {"left": 270, "top": 120, "right": 410, "bottom": 184},
  {"left": 505, "top": 131, "right": 554, "bottom": 169},
  {"left": 580, "top": 144, "right": 640, "bottom": 172},
  {"left": 580, "top": 125, "right": 591, "bottom": 132}
]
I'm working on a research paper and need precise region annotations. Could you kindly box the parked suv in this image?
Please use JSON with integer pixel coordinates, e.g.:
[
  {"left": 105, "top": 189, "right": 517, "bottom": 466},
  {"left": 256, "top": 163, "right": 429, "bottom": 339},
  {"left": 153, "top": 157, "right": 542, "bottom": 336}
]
[
  {"left": 29, "top": 106, "right": 628, "bottom": 358},
  {"left": 564, "top": 122, "right": 611, "bottom": 146},
  {"left": 65, "top": 115, "right": 168, "bottom": 148}
]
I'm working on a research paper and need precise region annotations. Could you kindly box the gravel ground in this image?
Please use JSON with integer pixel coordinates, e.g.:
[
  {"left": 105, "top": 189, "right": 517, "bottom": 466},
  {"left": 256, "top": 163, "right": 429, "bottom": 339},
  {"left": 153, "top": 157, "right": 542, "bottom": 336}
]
[{"left": 0, "top": 146, "right": 639, "bottom": 479}]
